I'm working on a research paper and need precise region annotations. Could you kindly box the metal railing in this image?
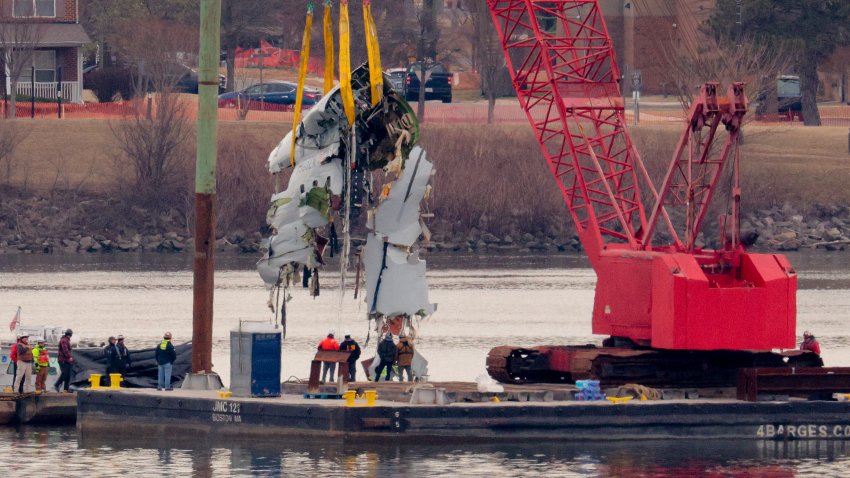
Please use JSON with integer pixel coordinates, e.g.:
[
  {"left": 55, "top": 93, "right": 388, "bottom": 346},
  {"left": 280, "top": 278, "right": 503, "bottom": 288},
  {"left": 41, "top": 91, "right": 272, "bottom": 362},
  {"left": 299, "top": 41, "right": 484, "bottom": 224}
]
[{"left": 15, "top": 81, "right": 82, "bottom": 104}]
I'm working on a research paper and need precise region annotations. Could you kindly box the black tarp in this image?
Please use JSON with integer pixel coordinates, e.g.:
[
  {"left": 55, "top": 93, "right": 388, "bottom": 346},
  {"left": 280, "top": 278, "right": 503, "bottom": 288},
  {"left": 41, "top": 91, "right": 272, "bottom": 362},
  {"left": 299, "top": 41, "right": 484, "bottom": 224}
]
[{"left": 70, "top": 342, "right": 193, "bottom": 388}]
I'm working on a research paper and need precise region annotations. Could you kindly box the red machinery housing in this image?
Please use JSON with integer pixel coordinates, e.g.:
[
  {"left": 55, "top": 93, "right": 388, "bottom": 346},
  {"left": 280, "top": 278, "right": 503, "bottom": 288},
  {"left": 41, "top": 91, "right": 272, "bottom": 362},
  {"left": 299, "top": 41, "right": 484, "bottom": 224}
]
[{"left": 484, "top": 1, "right": 802, "bottom": 383}]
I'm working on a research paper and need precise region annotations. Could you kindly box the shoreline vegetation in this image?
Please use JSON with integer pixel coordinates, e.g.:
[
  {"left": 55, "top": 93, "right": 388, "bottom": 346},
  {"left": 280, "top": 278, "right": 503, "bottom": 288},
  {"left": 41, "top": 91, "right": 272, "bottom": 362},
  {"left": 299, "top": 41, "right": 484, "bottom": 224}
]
[{"left": 2, "top": 120, "right": 850, "bottom": 256}]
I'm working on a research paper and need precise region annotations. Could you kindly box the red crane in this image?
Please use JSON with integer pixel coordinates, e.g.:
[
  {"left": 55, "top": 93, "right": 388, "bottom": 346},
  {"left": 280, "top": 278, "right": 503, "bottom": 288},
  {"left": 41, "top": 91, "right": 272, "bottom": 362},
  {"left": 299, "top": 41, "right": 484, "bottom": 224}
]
[{"left": 485, "top": 0, "right": 817, "bottom": 385}]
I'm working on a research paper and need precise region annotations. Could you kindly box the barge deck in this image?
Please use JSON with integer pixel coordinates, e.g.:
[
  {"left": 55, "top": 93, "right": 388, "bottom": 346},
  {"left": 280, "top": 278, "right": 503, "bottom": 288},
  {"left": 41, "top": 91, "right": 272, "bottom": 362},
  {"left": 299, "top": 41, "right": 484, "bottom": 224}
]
[{"left": 76, "top": 385, "right": 850, "bottom": 442}]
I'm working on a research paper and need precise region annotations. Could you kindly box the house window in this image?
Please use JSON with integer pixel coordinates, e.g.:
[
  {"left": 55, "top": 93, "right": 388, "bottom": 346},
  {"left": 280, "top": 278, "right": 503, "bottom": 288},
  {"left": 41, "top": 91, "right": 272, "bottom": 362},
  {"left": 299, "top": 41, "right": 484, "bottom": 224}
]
[
  {"left": 20, "top": 50, "right": 56, "bottom": 83},
  {"left": 13, "top": 0, "right": 56, "bottom": 18},
  {"left": 34, "top": 50, "right": 56, "bottom": 82}
]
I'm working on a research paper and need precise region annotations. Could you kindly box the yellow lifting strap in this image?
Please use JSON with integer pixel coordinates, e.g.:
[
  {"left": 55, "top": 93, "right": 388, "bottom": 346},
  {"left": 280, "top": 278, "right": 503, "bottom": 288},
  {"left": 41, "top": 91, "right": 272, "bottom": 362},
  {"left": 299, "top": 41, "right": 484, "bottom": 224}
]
[
  {"left": 323, "top": 1, "right": 334, "bottom": 95},
  {"left": 339, "top": 0, "right": 356, "bottom": 126},
  {"left": 290, "top": 2, "right": 315, "bottom": 167},
  {"left": 363, "top": 1, "right": 383, "bottom": 106}
]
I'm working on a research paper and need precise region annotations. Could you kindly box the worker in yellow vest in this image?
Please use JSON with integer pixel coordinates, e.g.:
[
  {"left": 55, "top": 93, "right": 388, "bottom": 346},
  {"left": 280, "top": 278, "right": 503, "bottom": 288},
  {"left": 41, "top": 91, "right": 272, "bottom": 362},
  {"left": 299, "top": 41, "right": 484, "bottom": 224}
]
[{"left": 32, "top": 339, "right": 50, "bottom": 393}]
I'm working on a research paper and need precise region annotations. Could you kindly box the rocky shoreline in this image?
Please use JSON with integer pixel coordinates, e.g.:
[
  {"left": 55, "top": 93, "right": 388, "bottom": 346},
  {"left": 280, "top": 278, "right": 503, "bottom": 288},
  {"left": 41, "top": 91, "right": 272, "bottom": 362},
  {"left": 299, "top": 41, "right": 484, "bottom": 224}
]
[{"left": 1, "top": 194, "right": 849, "bottom": 255}]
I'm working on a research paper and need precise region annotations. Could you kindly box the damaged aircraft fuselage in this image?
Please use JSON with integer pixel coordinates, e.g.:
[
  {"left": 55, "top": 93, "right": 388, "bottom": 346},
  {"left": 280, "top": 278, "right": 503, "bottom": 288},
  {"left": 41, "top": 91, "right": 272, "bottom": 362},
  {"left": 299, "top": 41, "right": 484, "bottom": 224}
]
[{"left": 257, "top": 63, "right": 436, "bottom": 335}]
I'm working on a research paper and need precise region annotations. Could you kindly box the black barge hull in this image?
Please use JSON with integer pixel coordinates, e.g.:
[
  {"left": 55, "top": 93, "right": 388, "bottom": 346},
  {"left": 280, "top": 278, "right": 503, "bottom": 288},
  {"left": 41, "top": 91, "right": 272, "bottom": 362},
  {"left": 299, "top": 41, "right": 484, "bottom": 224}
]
[{"left": 77, "top": 389, "right": 850, "bottom": 442}]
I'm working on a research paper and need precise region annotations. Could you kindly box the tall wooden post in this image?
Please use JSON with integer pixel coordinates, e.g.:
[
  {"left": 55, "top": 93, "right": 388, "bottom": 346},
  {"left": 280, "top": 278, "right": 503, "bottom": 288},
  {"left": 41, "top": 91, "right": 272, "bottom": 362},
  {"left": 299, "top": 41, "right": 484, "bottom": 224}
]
[{"left": 193, "top": 0, "right": 221, "bottom": 374}]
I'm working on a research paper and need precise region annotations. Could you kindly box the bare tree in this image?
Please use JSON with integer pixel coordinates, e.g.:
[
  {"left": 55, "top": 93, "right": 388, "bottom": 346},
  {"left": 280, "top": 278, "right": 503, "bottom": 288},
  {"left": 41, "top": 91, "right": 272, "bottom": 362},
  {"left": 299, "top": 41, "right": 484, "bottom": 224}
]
[
  {"left": 413, "top": 0, "right": 441, "bottom": 121},
  {"left": 221, "top": 0, "right": 289, "bottom": 93},
  {"left": 108, "top": 18, "right": 194, "bottom": 209},
  {"left": 660, "top": 33, "right": 791, "bottom": 118},
  {"left": 0, "top": 22, "right": 43, "bottom": 118},
  {"left": 0, "top": 119, "right": 29, "bottom": 185},
  {"left": 110, "top": 90, "right": 192, "bottom": 210},
  {"left": 110, "top": 16, "right": 198, "bottom": 98},
  {"left": 465, "top": 0, "right": 508, "bottom": 124}
]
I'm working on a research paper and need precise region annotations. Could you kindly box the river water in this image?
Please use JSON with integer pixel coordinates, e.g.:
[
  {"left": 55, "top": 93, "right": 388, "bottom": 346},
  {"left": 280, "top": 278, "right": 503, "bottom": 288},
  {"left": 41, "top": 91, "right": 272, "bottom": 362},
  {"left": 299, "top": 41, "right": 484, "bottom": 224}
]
[{"left": 1, "top": 251, "right": 849, "bottom": 476}]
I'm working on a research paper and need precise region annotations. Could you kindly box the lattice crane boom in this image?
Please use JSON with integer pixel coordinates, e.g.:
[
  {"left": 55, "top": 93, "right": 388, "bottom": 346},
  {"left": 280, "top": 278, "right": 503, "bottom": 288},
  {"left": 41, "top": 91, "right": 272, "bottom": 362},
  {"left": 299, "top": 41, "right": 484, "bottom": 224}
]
[
  {"left": 486, "top": 0, "right": 796, "bottom": 352},
  {"left": 487, "top": 0, "right": 682, "bottom": 262}
]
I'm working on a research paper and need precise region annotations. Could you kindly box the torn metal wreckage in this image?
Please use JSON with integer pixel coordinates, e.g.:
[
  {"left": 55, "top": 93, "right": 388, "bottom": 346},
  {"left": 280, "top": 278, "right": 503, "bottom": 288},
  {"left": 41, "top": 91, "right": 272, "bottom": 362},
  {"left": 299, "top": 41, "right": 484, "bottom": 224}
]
[{"left": 257, "top": 63, "right": 436, "bottom": 375}]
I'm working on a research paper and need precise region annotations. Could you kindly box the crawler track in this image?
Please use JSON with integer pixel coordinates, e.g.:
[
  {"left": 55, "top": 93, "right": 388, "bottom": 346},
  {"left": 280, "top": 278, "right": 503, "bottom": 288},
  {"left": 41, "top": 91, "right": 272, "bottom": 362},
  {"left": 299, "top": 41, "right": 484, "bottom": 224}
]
[{"left": 486, "top": 344, "right": 824, "bottom": 388}]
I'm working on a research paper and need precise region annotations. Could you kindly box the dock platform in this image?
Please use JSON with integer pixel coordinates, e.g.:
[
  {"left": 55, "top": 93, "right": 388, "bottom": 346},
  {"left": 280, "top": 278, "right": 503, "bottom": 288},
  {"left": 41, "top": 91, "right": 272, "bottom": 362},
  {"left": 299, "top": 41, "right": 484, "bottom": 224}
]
[
  {"left": 77, "top": 385, "right": 850, "bottom": 442},
  {"left": 0, "top": 392, "right": 77, "bottom": 425}
]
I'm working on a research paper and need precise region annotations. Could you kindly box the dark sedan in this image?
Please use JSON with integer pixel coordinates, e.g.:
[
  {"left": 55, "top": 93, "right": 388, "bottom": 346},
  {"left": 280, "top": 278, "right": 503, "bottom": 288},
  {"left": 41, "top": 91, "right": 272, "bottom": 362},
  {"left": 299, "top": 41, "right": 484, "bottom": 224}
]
[{"left": 218, "top": 82, "right": 321, "bottom": 109}]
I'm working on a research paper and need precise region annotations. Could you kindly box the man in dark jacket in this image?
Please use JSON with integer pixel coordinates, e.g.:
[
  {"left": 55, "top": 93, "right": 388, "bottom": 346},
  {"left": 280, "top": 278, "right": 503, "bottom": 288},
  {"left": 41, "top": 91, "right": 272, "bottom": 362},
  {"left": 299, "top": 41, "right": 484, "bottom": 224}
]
[
  {"left": 116, "top": 335, "right": 132, "bottom": 375},
  {"left": 104, "top": 336, "right": 120, "bottom": 384},
  {"left": 54, "top": 329, "right": 75, "bottom": 393},
  {"left": 155, "top": 332, "right": 177, "bottom": 391},
  {"left": 374, "top": 334, "right": 396, "bottom": 382},
  {"left": 339, "top": 334, "right": 361, "bottom": 382}
]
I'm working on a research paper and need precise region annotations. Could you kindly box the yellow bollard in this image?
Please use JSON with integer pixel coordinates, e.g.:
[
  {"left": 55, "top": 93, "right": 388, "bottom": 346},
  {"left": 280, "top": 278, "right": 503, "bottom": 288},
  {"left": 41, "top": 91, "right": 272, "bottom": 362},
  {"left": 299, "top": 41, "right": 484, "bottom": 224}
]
[
  {"left": 606, "top": 396, "right": 633, "bottom": 404},
  {"left": 109, "top": 374, "right": 123, "bottom": 389},
  {"left": 218, "top": 391, "right": 233, "bottom": 399},
  {"left": 363, "top": 389, "right": 378, "bottom": 406},
  {"left": 342, "top": 390, "right": 357, "bottom": 406},
  {"left": 89, "top": 374, "right": 102, "bottom": 390}
]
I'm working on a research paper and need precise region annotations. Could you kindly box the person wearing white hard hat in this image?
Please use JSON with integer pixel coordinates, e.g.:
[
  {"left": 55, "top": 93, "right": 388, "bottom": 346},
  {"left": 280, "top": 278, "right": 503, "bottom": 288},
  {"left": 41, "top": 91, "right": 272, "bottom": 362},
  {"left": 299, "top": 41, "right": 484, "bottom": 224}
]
[
  {"left": 155, "top": 332, "right": 176, "bottom": 391},
  {"left": 800, "top": 331, "right": 821, "bottom": 356},
  {"left": 14, "top": 335, "right": 34, "bottom": 393}
]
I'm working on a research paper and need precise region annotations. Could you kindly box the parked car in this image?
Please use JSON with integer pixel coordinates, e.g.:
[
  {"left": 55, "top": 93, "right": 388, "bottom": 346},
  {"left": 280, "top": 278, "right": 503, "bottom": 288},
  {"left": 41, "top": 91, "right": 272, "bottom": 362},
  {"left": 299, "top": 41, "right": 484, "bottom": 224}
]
[
  {"left": 82, "top": 63, "right": 226, "bottom": 98},
  {"left": 404, "top": 62, "right": 453, "bottom": 103},
  {"left": 755, "top": 75, "right": 803, "bottom": 121},
  {"left": 385, "top": 68, "right": 407, "bottom": 94},
  {"left": 173, "top": 64, "right": 227, "bottom": 94},
  {"left": 218, "top": 82, "right": 321, "bottom": 108},
  {"left": 777, "top": 75, "right": 802, "bottom": 119}
]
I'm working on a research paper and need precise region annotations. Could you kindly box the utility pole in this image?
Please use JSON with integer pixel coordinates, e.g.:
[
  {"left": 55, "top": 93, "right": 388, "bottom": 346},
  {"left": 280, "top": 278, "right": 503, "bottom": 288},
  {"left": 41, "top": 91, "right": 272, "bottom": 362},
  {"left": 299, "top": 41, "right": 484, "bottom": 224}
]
[{"left": 186, "top": 0, "right": 223, "bottom": 389}]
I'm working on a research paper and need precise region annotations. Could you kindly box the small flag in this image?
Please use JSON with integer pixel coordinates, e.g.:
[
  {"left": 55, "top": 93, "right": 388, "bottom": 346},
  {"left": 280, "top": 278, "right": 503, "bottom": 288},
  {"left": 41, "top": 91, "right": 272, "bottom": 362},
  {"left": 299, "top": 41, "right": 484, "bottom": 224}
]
[{"left": 9, "top": 306, "right": 21, "bottom": 332}]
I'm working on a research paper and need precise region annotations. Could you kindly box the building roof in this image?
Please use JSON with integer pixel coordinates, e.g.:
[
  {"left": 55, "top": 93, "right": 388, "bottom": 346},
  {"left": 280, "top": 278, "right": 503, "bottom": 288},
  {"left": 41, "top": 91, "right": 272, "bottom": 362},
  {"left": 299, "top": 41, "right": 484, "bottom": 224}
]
[{"left": 36, "top": 23, "right": 90, "bottom": 47}]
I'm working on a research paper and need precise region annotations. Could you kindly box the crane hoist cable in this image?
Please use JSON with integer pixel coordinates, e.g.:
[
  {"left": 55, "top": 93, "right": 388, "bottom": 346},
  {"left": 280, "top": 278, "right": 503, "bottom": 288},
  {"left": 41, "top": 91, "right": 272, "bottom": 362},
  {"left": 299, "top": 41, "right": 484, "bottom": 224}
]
[
  {"left": 290, "top": 2, "right": 315, "bottom": 167},
  {"left": 323, "top": 0, "right": 335, "bottom": 95}
]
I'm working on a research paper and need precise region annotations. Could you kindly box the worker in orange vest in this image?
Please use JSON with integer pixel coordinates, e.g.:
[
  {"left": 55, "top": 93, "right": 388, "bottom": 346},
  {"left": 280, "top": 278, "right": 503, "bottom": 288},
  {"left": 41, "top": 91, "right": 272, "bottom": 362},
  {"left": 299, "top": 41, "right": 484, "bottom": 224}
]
[
  {"left": 317, "top": 331, "right": 339, "bottom": 383},
  {"left": 32, "top": 340, "right": 50, "bottom": 393},
  {"left": 800, "top": 331, "right": 821, "bottom": 356}
]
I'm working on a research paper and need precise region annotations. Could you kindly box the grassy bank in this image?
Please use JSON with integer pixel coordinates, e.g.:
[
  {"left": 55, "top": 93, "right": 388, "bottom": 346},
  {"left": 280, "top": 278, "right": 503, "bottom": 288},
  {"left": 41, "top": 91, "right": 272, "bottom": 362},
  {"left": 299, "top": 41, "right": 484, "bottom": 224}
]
[{"left": 2, "top": 119, "right": 849, "bottom": 252}]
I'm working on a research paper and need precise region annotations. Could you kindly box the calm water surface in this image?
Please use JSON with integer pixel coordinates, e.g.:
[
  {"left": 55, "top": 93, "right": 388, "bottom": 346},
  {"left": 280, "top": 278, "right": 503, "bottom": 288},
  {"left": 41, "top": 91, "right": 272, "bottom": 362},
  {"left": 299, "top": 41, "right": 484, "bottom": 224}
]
[{"left": 0, "top": 251, "right": 849, "bottom": 476}]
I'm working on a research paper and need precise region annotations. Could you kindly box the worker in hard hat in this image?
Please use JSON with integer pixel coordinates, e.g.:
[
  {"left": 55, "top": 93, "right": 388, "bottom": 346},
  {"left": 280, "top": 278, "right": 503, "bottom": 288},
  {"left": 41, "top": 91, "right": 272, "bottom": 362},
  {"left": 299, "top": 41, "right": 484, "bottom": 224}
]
[
  {"left": 339, "top": 333, "right": 361, "bottom": 382},
  {"left": 318, "top": 331, "right": 340, "bottom": 383},
  {"left": 55, "top": 329, "right": 75, "bottom": 393},
  {"left": 396, "top": 334, "right": 415, "bottom": 382},
  {"left": 9, "top": 335, "right": 24, "bottom": 393},
  {"left": 104, "top": 336, "right": 120, "bottom": 385},
  {"left": 116, "top": 335, "right": 132, "bottom": 376},
  {"left": 32, "top": 339, "right": 50, "bottom": 393},
  {"left": 800, "top": 331, "right": 821, "bottom": 356},
  {"left": 155, "top": 332, "right": 177, "bottom": 391},
  {"left": 13, "top": 335, "right": 34, "bottom": 393},
  {"left": 375, "top": 334, "right": 397, "bottom": 382}
]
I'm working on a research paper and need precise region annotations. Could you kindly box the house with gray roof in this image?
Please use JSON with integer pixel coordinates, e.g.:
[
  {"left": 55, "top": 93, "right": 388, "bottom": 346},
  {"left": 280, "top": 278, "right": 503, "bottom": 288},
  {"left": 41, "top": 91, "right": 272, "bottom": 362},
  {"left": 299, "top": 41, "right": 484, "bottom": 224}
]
[{"left": 1, "top": 0, "right": 90, "bottom": 103}]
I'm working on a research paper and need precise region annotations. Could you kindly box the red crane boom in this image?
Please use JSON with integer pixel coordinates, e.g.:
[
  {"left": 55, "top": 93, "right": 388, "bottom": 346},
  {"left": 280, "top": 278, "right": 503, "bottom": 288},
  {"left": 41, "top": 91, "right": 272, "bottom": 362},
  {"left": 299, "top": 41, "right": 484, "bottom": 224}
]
[{"left": 485, "top": 0, "right": 798, "bottom": 370}]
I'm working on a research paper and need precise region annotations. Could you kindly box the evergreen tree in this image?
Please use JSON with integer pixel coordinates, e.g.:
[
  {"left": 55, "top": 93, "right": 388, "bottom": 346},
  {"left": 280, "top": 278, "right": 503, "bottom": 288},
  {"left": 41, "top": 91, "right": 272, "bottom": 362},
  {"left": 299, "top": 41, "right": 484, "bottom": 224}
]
[{"left": 710, "top": 0, "right": 850, "bottom": 125}]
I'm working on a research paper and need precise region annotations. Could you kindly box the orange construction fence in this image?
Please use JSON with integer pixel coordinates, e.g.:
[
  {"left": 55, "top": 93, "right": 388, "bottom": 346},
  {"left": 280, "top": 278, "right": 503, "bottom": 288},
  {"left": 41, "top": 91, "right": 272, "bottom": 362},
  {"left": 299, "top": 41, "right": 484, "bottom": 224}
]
[{"left": 3, "top": 98, "right": 850, "bottom": 127}]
